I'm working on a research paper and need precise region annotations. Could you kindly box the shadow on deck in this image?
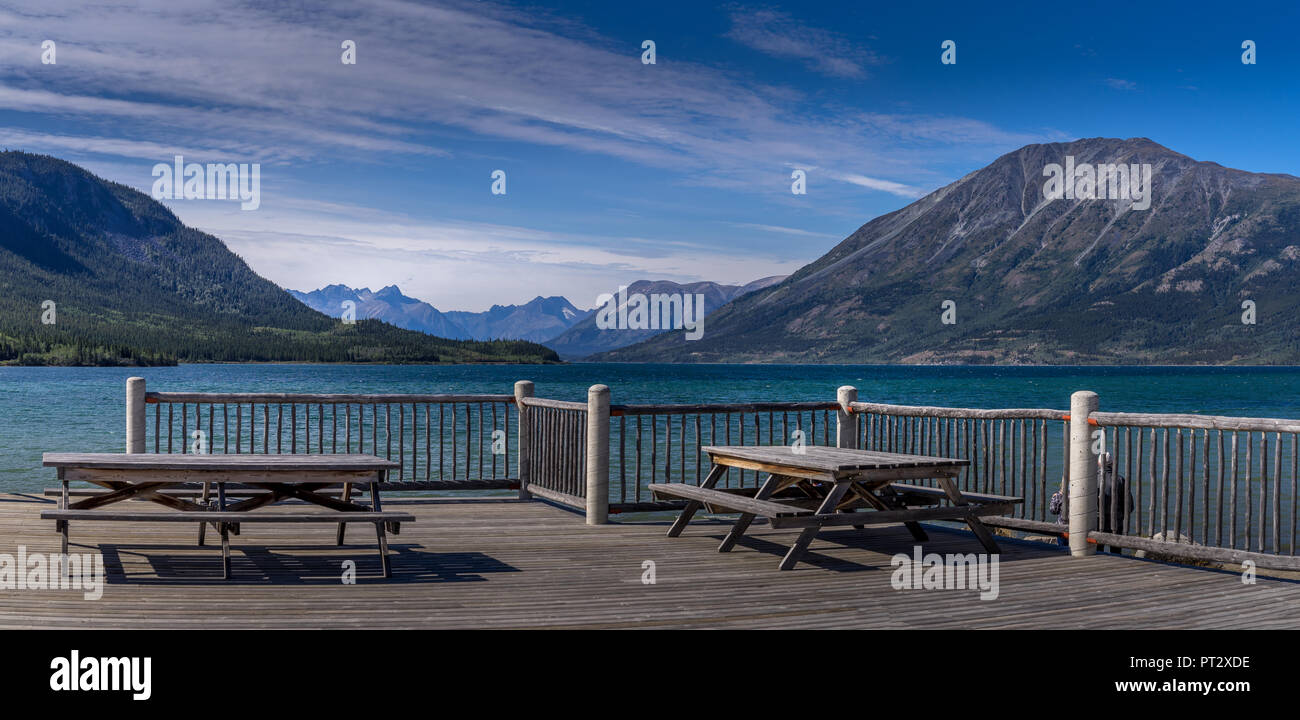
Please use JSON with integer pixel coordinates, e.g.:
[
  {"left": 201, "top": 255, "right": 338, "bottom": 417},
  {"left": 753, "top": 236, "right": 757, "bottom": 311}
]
[{"left": 1, "top": 493, "right": 1296, "bottom": 629}]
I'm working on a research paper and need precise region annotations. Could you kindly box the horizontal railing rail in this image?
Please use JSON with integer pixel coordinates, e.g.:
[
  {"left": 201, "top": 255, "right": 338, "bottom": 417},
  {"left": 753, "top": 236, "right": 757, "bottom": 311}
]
[
  {"left": 141, "top": 391, "right": 518, "bottom": 490},
  {"left": 851, "top": 401, "right": 1067, "bottom": 421},
  {"left": 145, "top": 392, "right": 514, "bottom": 404},
  {"left": 520, "top": 396, "right": 589, "bottom": 412},
  {"left": 610, "top": 401, "right": 839, "bottom": 416},
  {"left": 1091, "top": 410, "right": 1300, "bottom": 433}
]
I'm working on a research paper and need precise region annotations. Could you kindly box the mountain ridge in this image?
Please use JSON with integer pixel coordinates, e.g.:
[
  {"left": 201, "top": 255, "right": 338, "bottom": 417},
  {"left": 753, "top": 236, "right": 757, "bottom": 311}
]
[
  {"left": 596, "top": 138, "right": 1300, "bottom": 364},
  {"left": 445, "top": 295, "right": 590, "bottom": 342},
  {"left": 289, "top": 285, "right": 590, "bottom": 342},
  {"left": 288, "top": 284, "right": 474, "bottom": 340},
  {"left": 547, "top": 276, "right": 786, "bottom": 359}
]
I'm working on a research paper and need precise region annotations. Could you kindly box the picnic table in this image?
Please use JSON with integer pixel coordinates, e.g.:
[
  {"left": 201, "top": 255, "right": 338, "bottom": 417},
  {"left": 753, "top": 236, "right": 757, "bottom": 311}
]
[
  {"left": 649, "top": 445, "right": 1022, "bottom": 570},
  {"left": 40, "top": 453, "right": 414, "bottom": 579}
]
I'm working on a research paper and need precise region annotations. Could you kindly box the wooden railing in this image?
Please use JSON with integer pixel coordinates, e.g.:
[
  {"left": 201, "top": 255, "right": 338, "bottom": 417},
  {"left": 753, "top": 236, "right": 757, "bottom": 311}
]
[
  {"left": 122, "top": 378, "right": 1300, "bottom": 569},
  {"left": 517, "top": 391, "right": 844, "bottom": 515},
  {"left": 849, "top": 401, "right": 1070, "bottom": 533},
  {"left": 605, "top": 401, "right": 840, "bottom": 512},
  {"left": 1088, "top": 410, "right": 1300, "bottom": 567},
  {"left": 519, "top": 395, "right": 588, "bottom": 511},
  {"left": 140, "top": 390, "right": 519, "bottom": 491}
]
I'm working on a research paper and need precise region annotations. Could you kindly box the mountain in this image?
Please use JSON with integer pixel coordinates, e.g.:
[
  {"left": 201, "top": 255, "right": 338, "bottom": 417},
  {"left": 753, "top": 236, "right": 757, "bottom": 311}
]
[
  {"left": 445, "top": 296, "right": 590, "bottom": 342},
  {"left": 545, "top": 276, "right": 786, "bottom": 359},
  {"left": 289, "top": 286, "right": 589, "bottom": 343},
  {"left": 0, "top": 151, "right": 558, "bottom": 365},
  {"left": 289, "top": 284, "right": 472, "bottom": 340},
  {"left": 597, "top": 138, "right": 1300, "bottom": 364}
]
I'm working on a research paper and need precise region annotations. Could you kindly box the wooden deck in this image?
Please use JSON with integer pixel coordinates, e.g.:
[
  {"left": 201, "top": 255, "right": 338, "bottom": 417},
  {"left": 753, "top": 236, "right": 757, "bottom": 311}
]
[{"left": 1, "top": 492, "right": 1297, "bottom": 629}]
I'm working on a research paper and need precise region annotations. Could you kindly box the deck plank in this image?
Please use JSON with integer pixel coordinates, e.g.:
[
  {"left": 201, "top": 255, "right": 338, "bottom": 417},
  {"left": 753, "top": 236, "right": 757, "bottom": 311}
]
[{"left": 0, "top": 492, "right": 1295, "bottom": 629}]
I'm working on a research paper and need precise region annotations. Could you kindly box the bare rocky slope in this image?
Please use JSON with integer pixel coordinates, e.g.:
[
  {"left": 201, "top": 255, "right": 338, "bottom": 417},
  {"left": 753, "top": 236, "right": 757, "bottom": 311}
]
[{"left": 597, "top": 138, "right": 1300, "bottom": 364}]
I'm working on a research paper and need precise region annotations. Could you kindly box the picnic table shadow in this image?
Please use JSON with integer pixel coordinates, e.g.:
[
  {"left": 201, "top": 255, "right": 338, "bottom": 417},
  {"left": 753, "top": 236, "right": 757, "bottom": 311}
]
[
  {"left": 93, "top": 543, "right": 519, "bottom": 585},
  {"left": 654, "top": 519, "right": 1065, "bottom": 573}
]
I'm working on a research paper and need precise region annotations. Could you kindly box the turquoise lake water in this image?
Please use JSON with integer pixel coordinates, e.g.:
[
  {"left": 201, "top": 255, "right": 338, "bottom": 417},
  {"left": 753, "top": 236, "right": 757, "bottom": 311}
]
[{"left": 3, "top": 363, "right": 1300, "bottom": 491}]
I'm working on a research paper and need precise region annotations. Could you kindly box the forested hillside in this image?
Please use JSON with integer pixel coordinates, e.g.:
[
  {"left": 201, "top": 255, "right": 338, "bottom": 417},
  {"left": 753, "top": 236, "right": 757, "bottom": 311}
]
[{"left": 0, "top": 152, "right": 558, "bottom": 365}]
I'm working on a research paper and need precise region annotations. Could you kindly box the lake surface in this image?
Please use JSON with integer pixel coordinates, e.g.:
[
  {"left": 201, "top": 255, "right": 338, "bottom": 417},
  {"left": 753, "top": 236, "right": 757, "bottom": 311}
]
[{"left": 3, "top": 363, "right": 1300, "bottom": 491}]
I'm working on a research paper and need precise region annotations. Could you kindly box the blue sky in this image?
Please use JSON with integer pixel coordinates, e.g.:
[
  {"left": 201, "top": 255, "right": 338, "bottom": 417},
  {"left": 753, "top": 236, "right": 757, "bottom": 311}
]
[{"left": 2, "top": 0, "right": 1298, "bottom": 310}]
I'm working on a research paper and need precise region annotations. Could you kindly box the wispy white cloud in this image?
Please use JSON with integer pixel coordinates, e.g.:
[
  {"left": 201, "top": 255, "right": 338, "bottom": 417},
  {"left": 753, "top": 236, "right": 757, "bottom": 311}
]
[
  {"left": 724, "top": 8, "right": 881, "bottom": 78},
  {"left": 854, "top": 113, "right": 1061, "bottom": 147},
  {"left": 0, "top": 0, "right": 1063, "bottom": 304},
  {"left": 726, "top": 222, "right": 839, "bottom": 238},
  {"left": 0, "top": 0, "right": 1046, "bottom": 189},
  {"left": 0, "top": 127, "right": 248, "bottom": 162},
  {"left": 821, "top": 171, "right": 923, "bottom": 198}
]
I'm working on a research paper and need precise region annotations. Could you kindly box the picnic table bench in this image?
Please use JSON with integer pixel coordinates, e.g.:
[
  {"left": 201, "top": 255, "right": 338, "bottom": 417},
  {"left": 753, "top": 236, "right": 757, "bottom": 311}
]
[
  {"left": 649, "top": 445, "right": 1021, "bottom": 570},
  {"left": 40, "top": 453, "right": 413, "bottom": 579}
]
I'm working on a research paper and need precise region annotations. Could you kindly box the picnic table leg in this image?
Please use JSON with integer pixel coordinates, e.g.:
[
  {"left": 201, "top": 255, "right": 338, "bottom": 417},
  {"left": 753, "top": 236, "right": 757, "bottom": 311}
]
[
  {"left": 667, "top": 464, "right": 727, "bottom": 538},
  {"left": 934, "top": 476, "right": 1000, "bottom": 553},
  {"left": 963, "top": 515, "right": 1000, "bottom": 553},
  {"left": 224, "top": 479, "right": 239, "bottom": 537},
  {"left": 56, "top": 468, "right": 67, "bottom": 537},
  {"left": 875, "top": 485, "right": 929, "bottom": 542},
  {"left": 217, "top": 482, "right": 232, "bottom": 579},
  {"left": 336, "top": 481, "right": 352, "bottom": 545},
  {"left": 778, "top": 481, "right": 851, "bottom": 571},
  {"left": 198, "top": 481, "right": 210, "bottom": 546},
  {"left": 373, "top": 473, "right": 399, "bottom": 535},
  {"left": 220, "top": 522, "right": 231, "bottom": 580},
  {"left": 370, "top": 480, "right": 392, "bottom": 578},
  {"left": 375, "top": 522, "right": 391, "bottom": 578},
  {"left": 718, "top": 473, "right": 788, "bottom": 552}
]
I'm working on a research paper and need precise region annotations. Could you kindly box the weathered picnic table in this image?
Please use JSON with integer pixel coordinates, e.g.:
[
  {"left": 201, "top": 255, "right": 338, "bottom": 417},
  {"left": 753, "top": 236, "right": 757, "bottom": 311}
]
[
  {"left": 649, "top": 445, "right": 1021, "bottom": 570},
  {"left": 40, "top": 453, "right": 413, "bottom": 579}
]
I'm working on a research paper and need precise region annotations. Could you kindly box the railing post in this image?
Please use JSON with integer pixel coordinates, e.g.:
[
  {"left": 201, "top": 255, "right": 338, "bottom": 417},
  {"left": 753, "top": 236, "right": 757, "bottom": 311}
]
[
  {"left": 514, "top": 380, "right": 534, "bottom": 500},
  {"left": 585, "top": 384, "right": 610, "bottom": 525},
  {"left": 836, "top": 386, "right": 858, "bottom": 449},
  {"left": 126, "top": 377, "right": 146, "bottom": 453},
  {"left": 1068, "top": 390, "right": 1099, "bottom": 557}
]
